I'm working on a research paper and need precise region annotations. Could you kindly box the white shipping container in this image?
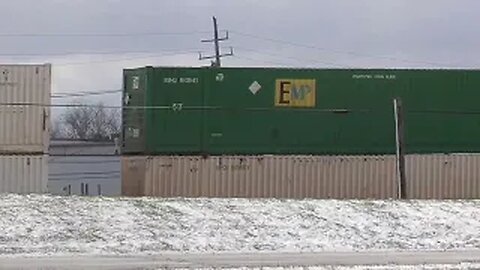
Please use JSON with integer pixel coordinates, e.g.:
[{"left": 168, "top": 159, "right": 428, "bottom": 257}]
[
  {"left": 0, "top": 155, "right": 48, "bottom": 194},
  {"left": 0, "top": 64, "right": 51, "bottom": 154}
]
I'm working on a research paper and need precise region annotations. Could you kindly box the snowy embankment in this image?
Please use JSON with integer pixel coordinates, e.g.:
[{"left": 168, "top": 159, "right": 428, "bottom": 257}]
[
  {"left": 0, "top": 194, "right": 479, "bottom": 256},
  {"left": 159, "top": 265, "right": 480, "bottom": 270},
  {"left": 158, "top": 265, "right": 480, "bottom": 270}
]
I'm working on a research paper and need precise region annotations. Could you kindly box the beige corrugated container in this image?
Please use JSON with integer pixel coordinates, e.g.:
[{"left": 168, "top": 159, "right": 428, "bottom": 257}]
[
  {"left": 406, "top": 154, "right": 480, "bottom": 199},
  {"left": 0, "top": 64, "right": 51, "bottom": 154},
  {"left": 122, "top": 155, "right": 397, "bottom": 199},
  {"left": 123, "top": 154, "right": 480, "bottom": 199},
  {"left": 0, "top": 155, "right": 48, "bottom": 193}
]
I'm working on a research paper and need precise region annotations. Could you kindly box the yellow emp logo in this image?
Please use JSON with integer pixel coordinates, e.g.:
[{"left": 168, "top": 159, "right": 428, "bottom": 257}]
[{"left": 275, "top": 79, "right": 316, "bottom": 107}]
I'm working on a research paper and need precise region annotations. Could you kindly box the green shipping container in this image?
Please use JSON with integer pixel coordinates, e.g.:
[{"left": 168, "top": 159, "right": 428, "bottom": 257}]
[{"left": 122, "top": 67, "right": 480, "bottom": 155}]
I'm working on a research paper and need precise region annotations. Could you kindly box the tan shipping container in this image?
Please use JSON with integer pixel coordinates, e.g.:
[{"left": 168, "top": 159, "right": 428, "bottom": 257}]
[
  {"left": 0, "top": 155, "right": 48, "bottom": 194},
  {"left": 0, "top": 64, "right": 51, "bottom": 154},
  {"left": 123, "top": 154, "right": 480, "bottom": 199},
  {"left": 406, "top": 154, "right": 480, "bottom": 199},
  {"left": 122, "top": 155, "right": 397, "bottom": 199}
]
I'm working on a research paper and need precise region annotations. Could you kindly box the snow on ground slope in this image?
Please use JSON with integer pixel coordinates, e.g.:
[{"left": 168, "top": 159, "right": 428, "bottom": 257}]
[
  {"left": 0, "top": 194, "right": 479, "bottom": 256},
  {"left": 164, "top": 265, "right": 480, "bottom": 270},
  {"left": 163, "top": 265, "right": 480, "bottom": 270}
]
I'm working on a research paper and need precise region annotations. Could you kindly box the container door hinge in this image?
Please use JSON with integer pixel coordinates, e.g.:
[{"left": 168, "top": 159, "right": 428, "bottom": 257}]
[{"left": 42, "top": 109, "right": 47, "bottom": 131}]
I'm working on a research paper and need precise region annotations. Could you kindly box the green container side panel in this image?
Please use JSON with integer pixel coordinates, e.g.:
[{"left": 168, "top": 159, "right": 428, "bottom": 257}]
[
  {"left": 403, "top": 70, "right": 480, "bottom": 153},
  {"left": 147, "top": 68, "right": 204, "bottom": 154},
  {"left": 204, "top": 68, "right": 401, "bottom": 155},
  {"left": 122, "top": 67, "right": 480, "bottom": 155}
]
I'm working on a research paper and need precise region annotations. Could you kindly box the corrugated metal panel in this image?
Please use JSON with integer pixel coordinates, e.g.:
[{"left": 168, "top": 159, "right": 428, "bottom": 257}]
[
  {"left": 0, "top": 64, "right": 51, "bottom": 154},
  {"left": 122, "top": 156, "right": 147, "bottom": 196},
  {"left": 0, "top": 155, "right": 48, "bottom": 193},
  {"left": 123, "top": 154, "right": 480, "bottom": 199},
  {"left": 406, "top": 154, "right": 480, "bottom": 199},
  {"left": 122, "top": 155, "right": 397, "bottom": 199}
]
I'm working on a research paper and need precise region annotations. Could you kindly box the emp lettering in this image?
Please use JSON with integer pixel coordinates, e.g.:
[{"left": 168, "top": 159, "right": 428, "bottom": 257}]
[{"left": 275, "top": 79, "right": 316, "bottom": 107}]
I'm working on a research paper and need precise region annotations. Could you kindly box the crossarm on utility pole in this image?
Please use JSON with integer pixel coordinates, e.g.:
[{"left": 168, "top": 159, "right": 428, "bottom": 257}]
[{"left": 199, "top": 16, "right": 233, "bottom": 67}]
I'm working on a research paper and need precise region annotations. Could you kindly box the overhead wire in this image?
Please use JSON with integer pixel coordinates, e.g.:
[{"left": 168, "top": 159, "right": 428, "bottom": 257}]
[
  {"left": 0, "top": 102, "right": 376, "bottom": 114},
  {"left": 51, "top": 89, "right": 122, "bottom": 98},
  {"left": 0, "top": 48, "right": 203, "bottom": 57},
  {"left": 231, "top": 30, "right": 460, "bottom": 67},
  {"left": 0, "top": 31, "right": 210, "bottom": 37},
  {"left": 0, "top": 48, "right": 202, "bottom": 66},
  {"left": 232, "top": 55, "right": 291, "bottom": 67},
  {"left": 52, "top": 50, "right": 201, "bottom": 66},
  {"left": 234, "top": 46, "right": 351, "bottom": 68},
  {"left": 4, "top": 102, "right": 477, "bottom": 115},
  {"left": 0, "top": 29, "right": 463, "bottom": 67}
]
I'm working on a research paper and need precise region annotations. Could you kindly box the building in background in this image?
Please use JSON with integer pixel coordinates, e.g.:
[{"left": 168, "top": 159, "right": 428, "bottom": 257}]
[{"left": 48, "top": 140, "right": 120, "bottom": 196}]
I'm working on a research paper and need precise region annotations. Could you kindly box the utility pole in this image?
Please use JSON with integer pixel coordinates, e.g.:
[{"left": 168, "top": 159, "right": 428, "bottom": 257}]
[
  {"left": 394, "top": 97, "right": 407, "bottom": 199},
  {"left": 199, "top": 16, "right": 233, "bottom": 67},
  {"left": 212, "top": 16, "right": 221, "bottom": 66}
]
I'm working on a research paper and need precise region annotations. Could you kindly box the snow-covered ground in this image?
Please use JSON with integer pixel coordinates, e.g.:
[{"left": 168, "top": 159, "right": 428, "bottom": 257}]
[
  {"left": 164, "top": 266, "right": 480, "bottom": 270},
  {"left": 165, "top": 266, "right": 480, "bottom": 270},
  {"left": 0, "top": 194, "right": 479, "bottom": 256}
]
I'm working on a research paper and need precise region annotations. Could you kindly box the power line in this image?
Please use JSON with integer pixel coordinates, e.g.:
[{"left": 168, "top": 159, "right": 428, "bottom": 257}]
[
  {"left": 0, "top": 48, "right": 204, "bottom": 57},
  {"left": 0, "top": 28, "right": 462, "bottom": 67},
  {"left": 235, "top": 46, "right": 350, "bottom": 68},
  {"left": 51, "top": 89, "right": 122, "bottom": 98},
  {"left": 8, "top": 101, "right": 475, "bottom": 116},
  {"left": 52, "top": 50, "right": 200, "bottom": 66},
  {"left": 0, "top": 102, "right": 155, "bottom": 109},
  {"left": 6, "top": 101, "right": 480, "bottom": 115},
  {"left": 231, "top": 30, "right": 460, "bottom": 67},
  {"left": 0, "top": 31, "right": 210, "bottom": 37},
  {"left": 0, "top": 102, "right": 374, "bottom": 113},
  {"left": 233, "top": 55, "right": 291, "bottom": 67}
]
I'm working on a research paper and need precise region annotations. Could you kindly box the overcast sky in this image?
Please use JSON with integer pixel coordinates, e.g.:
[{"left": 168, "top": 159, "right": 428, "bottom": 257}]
[{"left": 1, "top": 0, "right": 479, "bottom": 108}]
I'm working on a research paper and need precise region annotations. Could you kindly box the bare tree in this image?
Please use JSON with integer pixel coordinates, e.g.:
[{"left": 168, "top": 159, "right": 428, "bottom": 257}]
[
  {"left": 61, "top": 103, "right": 120, "bottom": 141},
  {"left": 50, "top": 119, "right": 63, "bottom": 139}
]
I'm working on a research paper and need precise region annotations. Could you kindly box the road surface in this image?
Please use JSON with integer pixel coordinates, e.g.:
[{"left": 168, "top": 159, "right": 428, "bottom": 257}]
[{"left": 1, "top": 250, "right": 480, "bottom": 269}]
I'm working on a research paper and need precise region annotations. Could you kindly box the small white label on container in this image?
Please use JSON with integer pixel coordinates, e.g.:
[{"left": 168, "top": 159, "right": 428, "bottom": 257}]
[
  {"left": 163, "top": 77, "right": 199, "bottom": 84},
  {"left": 132, "top": 128, "right": 140, "bottom": 138},
  {"left": 132, "top": 76, "right": 140, "bottom": 89}
]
